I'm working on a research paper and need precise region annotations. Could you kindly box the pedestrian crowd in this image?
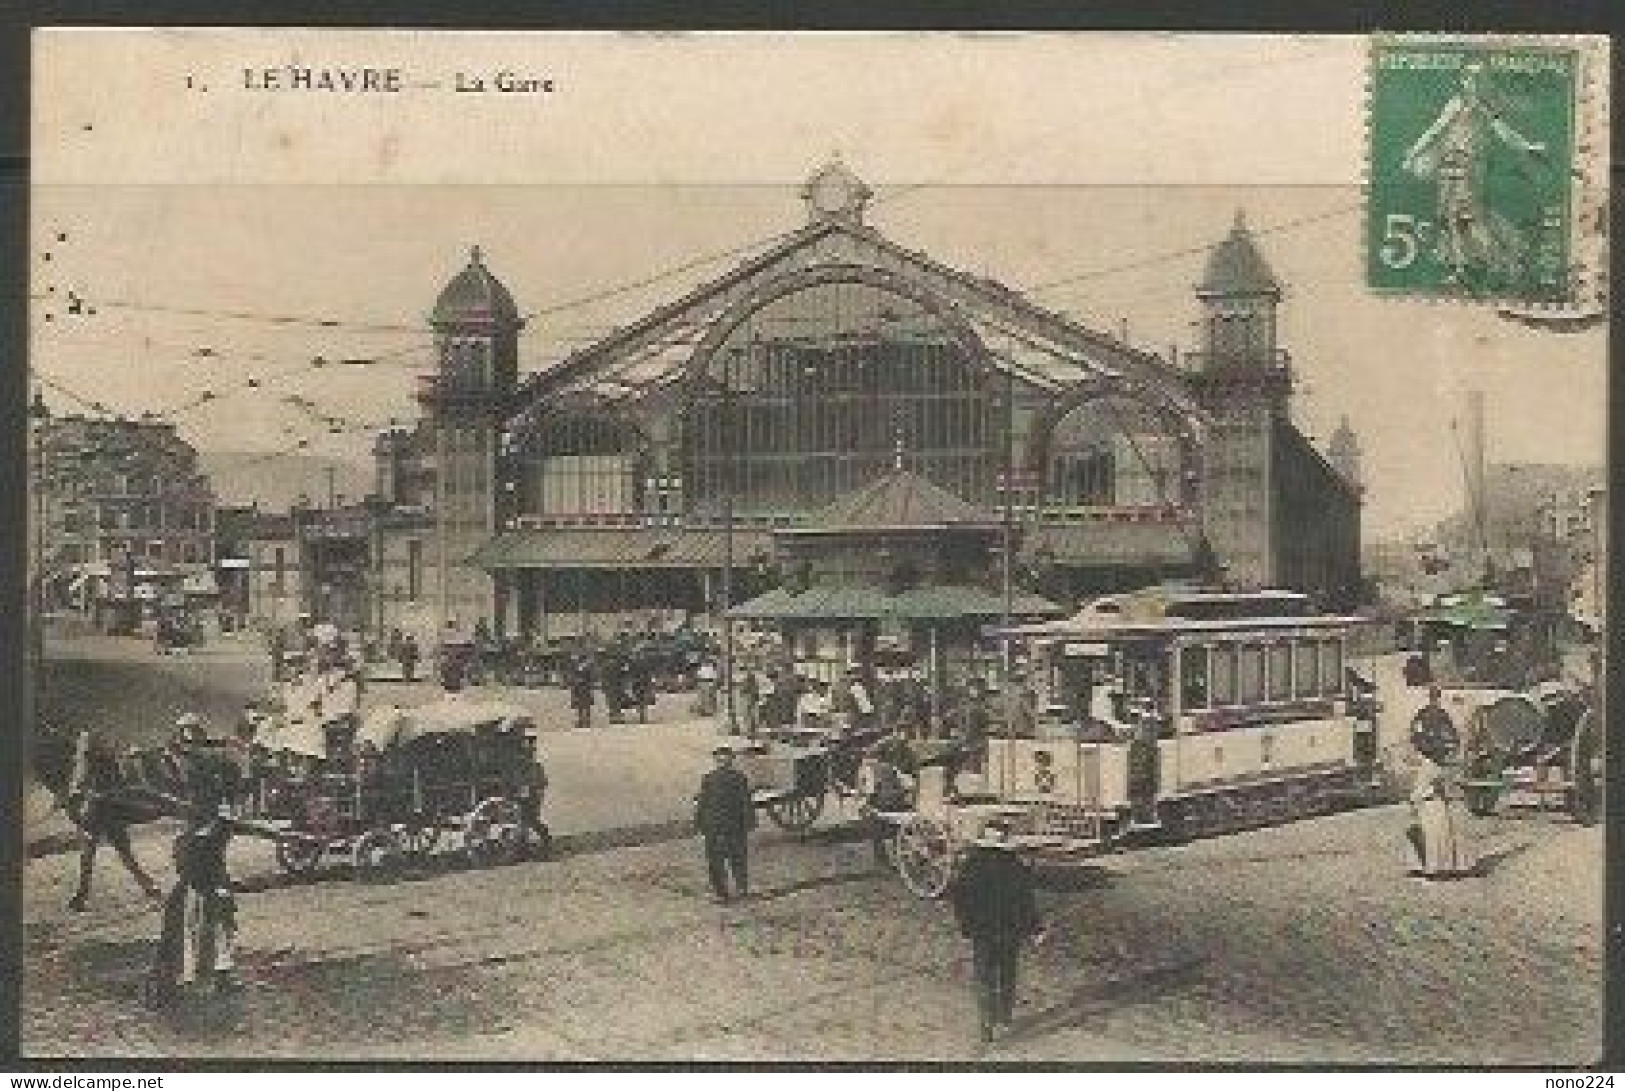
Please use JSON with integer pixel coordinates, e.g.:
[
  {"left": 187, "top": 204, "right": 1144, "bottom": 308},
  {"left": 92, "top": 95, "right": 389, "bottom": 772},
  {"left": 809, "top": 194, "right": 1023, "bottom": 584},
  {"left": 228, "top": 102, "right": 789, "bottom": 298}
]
[{"left": 59, "top": 609, "right": 1539, "bottom": 1047}]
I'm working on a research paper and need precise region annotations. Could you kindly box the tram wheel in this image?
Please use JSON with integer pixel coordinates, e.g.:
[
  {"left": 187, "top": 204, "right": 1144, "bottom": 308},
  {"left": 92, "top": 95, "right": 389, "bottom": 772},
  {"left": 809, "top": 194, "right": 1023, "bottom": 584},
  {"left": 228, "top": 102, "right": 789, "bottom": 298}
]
[
  {"left": 892, "top": 815, "right": 956, "bottom": 900},
  {"left": 765, "top": 792, "right": 825, "bottom": 832}
]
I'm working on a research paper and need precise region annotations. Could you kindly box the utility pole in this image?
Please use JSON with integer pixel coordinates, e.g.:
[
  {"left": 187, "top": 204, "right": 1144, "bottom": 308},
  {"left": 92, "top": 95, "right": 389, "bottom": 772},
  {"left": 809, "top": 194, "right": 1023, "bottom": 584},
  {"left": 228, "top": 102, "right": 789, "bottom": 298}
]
[
  {"left": 721, "top": 346, "right": 738, "bottom": 735},
  {"left": 1000, "top": 370, "right": 1016, "bottom": 793},
  {"left": 29, "top": 392, "right": 51, "bottom": 713},
  {"left": 1591, "top": 487, "right": 1606, "bottom": 696},
  {"left": 436, "top": 422, "right": 450, "bottom": 641}
]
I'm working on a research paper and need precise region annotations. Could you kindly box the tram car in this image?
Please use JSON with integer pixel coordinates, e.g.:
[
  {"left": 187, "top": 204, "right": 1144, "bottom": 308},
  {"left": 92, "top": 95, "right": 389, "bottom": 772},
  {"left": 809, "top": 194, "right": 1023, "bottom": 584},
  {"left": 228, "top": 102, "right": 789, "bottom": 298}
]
[
  {"left": 885, "top": 587, "right": 1386, "bottom": 898},
  {"left": 253, "top": 699, "right": 550, "bottom": 879}
]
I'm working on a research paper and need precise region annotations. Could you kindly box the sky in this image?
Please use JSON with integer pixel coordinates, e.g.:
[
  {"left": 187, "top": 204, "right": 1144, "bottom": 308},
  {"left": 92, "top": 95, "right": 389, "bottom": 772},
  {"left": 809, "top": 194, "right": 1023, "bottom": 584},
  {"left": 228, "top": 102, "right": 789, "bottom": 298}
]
[{"left": 30, "top": 30, "right": 1610, "bottom": 541}]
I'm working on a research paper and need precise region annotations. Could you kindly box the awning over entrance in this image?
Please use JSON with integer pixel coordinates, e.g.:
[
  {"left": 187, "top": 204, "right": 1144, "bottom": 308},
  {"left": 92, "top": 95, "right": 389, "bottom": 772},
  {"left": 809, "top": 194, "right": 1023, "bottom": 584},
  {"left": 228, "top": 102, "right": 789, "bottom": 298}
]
[
  {"left": 473, "top": 528, "right": 774, "bottom": 570},
  {"left": 730, "top": 583, "right": 1063, "bottom": 622}
]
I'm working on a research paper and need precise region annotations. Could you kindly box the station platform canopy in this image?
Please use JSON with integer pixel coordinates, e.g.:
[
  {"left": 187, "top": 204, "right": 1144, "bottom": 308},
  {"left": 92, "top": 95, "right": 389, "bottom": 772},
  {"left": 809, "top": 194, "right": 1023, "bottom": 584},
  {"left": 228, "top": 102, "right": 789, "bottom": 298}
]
[
  {"left": 729, "top": 583, "right": 1062, "bottom": 622},
  {"left": 473, "top": 527, "right": 773, "bottom": 570}
]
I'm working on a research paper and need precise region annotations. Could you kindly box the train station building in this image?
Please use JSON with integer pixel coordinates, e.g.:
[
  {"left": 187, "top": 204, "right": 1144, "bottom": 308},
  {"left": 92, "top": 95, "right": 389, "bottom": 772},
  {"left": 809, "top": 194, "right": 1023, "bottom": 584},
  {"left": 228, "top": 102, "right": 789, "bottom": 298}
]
[{"left": 250, "top": 160, "right": 1362, "bottom": 643}]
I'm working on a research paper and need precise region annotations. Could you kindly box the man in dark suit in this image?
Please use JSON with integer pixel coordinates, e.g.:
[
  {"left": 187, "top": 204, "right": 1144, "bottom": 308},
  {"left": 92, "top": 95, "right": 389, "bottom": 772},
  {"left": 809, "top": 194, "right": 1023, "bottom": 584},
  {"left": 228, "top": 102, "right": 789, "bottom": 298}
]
[
  {"left": 949, "top": 823, "right": 1046, "bottom": 1043},
  {"left": 694, "top": 743, "right": 756, "bottom": 903}
]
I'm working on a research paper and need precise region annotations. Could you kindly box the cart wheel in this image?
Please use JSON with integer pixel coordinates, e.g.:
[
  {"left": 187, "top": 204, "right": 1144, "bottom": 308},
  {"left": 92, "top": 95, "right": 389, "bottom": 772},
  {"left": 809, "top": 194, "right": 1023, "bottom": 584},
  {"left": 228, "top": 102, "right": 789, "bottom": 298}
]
[
  {"left": 1568, "top": 711, "right": 1602, "bottom": 826},
  {"left": 464, "top": 797, "right": 525, "bottom": 867},
  {"left": 400, "top": 820, "right": 441, "bottom": 860},
  {"left": 765, "top": 792, "right": 826, "bottom": 832},
  {"left": 275, "top": 834, "right": 325, "bottom": 878},
  {"left": 892, "top": 814, "right": 957, "bottom": 900},
  {"left": 352, "top": 828, "right": 403, "bottom": 882}
]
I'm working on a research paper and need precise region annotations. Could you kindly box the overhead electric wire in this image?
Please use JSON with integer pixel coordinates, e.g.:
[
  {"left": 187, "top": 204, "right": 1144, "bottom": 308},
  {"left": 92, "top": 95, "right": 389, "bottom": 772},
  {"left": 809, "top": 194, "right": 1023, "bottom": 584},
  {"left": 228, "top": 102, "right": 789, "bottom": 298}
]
[
  {"left": 1025, "top": 202, "right": 1362, "bottom": 297},
  {"left": 26, "top": 291, "right": 426, "bottom": 334},
  {"left": 37, "top": 196, "right": 1362, "bottom": 448},
  {"left": 33, "top": 371, "right": 116, "bottom": 417}
]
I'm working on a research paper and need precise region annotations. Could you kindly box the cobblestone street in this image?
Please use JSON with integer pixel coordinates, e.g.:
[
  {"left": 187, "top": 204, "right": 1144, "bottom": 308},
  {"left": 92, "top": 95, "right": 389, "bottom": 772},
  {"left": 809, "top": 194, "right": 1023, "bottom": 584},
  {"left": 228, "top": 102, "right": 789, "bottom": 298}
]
[
  {"left": 23, "top": 26, "right": 1614, "bottom": 1071},
  {"left": 23, "top": 788, "right": 1603, "bottom": 1063}
]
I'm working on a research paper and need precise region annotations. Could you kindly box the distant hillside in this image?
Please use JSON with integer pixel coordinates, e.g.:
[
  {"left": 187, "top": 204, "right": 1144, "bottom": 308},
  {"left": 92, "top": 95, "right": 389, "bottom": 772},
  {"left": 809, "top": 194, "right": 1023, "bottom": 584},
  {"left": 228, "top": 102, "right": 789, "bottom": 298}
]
[{"left": 199, "top": 451, "right": 374, "bottom": 511}]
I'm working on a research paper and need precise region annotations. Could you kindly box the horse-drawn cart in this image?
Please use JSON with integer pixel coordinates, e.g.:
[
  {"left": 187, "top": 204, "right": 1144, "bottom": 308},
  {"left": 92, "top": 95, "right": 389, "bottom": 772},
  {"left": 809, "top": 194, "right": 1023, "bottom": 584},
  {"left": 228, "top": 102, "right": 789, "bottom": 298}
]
[
  {"left": 736, "top": 722, "right": 971, "bottom": 833},
  {"left": 253, "top": 699, "right": 550, "bottom": 879},
  {"left": 1457, "top": 683, "right": 1601, "bottom": 823},
  {"left": 99, "top": 698, "right": 550, "bottom": 883},
  {"left": 734, "top": 722, "right": 897, "bottom": 831}
]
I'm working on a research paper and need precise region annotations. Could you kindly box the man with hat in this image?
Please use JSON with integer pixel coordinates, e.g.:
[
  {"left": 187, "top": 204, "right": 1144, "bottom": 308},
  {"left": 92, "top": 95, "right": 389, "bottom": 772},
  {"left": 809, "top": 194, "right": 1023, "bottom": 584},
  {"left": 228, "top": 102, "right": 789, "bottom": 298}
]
[
  {"left": 169, "top": 713, "right": 244, "bottom": 819},
  {"left": 693, "top": 742, "right": 756, "bottom": 903},
  {"left": 949, "top": 821, "right": 1046, "bottom": 1043}
]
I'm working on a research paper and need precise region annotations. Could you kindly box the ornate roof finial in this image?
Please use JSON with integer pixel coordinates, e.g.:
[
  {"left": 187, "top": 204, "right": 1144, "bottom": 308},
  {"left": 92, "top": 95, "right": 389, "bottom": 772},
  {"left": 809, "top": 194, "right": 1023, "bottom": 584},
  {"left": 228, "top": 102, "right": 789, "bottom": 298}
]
[
  {"left": 470, "top": 244, "right": 485, "bottom": 267},
  {"left": 803, "top": 155, "right": 873, "bottom": 224},
  {"left": 1232, "top": 209, "right": 1248, "bottom": 233}
]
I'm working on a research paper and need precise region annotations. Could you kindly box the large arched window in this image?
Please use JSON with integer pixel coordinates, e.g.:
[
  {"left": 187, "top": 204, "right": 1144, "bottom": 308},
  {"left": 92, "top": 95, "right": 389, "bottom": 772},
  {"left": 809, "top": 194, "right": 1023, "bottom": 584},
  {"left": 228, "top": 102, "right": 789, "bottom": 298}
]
[
  {"left": 514, "top": 407, "right": 644, "bottom": 517},
  {"left": 1044, "top": 396, "right": 1190, "bottom": 510},
  {"left": 683, "top": 278, "right": 993, "bottom": 518}
]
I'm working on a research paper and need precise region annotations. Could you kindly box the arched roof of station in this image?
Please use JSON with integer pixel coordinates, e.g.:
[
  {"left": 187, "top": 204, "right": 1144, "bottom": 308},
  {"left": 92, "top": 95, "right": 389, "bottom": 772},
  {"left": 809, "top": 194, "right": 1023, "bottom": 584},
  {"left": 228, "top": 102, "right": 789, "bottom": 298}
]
[{"left": 509, "top": 168, "right": 1202, "bottom": 426}]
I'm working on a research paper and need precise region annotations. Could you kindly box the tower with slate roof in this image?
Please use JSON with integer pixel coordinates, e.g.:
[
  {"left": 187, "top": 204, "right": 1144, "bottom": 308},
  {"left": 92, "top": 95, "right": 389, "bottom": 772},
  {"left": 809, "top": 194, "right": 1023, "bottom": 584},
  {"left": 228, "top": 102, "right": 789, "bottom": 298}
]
[
  {"left": 1191, "top": 212, "right": 1294, "bottom": 589},
  {"left": 419, "top": 246, "right": 525, "bottom": 634}
]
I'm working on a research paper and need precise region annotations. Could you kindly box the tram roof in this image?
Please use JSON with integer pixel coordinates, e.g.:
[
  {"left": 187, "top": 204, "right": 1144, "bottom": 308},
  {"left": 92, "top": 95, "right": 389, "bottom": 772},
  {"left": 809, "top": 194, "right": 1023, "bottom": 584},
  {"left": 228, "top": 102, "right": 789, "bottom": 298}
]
[
  {"left": 1003, "top": 613, "right": 1365, "bottom": 643},
  {"left": 999, "top": 585, "right": 1364, "bottom": 641}
]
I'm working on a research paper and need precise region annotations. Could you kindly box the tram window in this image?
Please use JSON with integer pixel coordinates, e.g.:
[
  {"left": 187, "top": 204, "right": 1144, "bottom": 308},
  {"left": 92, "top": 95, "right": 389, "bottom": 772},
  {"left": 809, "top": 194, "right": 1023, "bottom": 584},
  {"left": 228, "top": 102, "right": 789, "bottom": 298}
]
[
  {"left": 1294, "top": 639, "right": 1319, "bottom": 698},
  {"left": 1181, "top": 646, "right": 1210, "bottom": 710},
  {"left": 1211, "top": 645, "right": 1237, "bottom": 706},
  {"left": 1320, "top": 639, "right": 1344, "bottom": 696},
  {"left": 1237, "top": 646, "right": 1265, "bottom": 704},
  {"left": 1267, "top": 643, "right": 1292, "bottom": 701}
]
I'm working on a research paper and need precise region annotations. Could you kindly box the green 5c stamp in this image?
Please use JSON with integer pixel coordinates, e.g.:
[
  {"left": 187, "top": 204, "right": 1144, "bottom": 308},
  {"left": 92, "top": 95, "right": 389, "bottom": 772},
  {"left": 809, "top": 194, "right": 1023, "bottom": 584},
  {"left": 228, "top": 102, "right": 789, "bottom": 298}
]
[{"left": 1368, "top": 39, "right": 1579, "bottom": 303}]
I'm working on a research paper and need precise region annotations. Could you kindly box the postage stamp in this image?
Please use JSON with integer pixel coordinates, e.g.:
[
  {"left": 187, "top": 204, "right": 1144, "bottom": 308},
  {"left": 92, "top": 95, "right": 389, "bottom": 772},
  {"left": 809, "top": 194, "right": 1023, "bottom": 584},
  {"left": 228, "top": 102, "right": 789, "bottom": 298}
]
[
  {"left": 22, "top": 29, "right": 1610, "bottom": 1069},
  {"left": 1367, "top": 38, "right": 1582, "bottom": 303}
]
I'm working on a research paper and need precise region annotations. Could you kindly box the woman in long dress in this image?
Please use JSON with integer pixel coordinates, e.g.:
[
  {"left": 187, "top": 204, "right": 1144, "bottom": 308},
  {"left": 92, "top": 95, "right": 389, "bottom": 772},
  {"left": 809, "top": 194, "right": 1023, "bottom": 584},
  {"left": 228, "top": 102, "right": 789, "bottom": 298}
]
[{"left": 1407, "top": 689, "right": 1475, "bottom": 879}]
